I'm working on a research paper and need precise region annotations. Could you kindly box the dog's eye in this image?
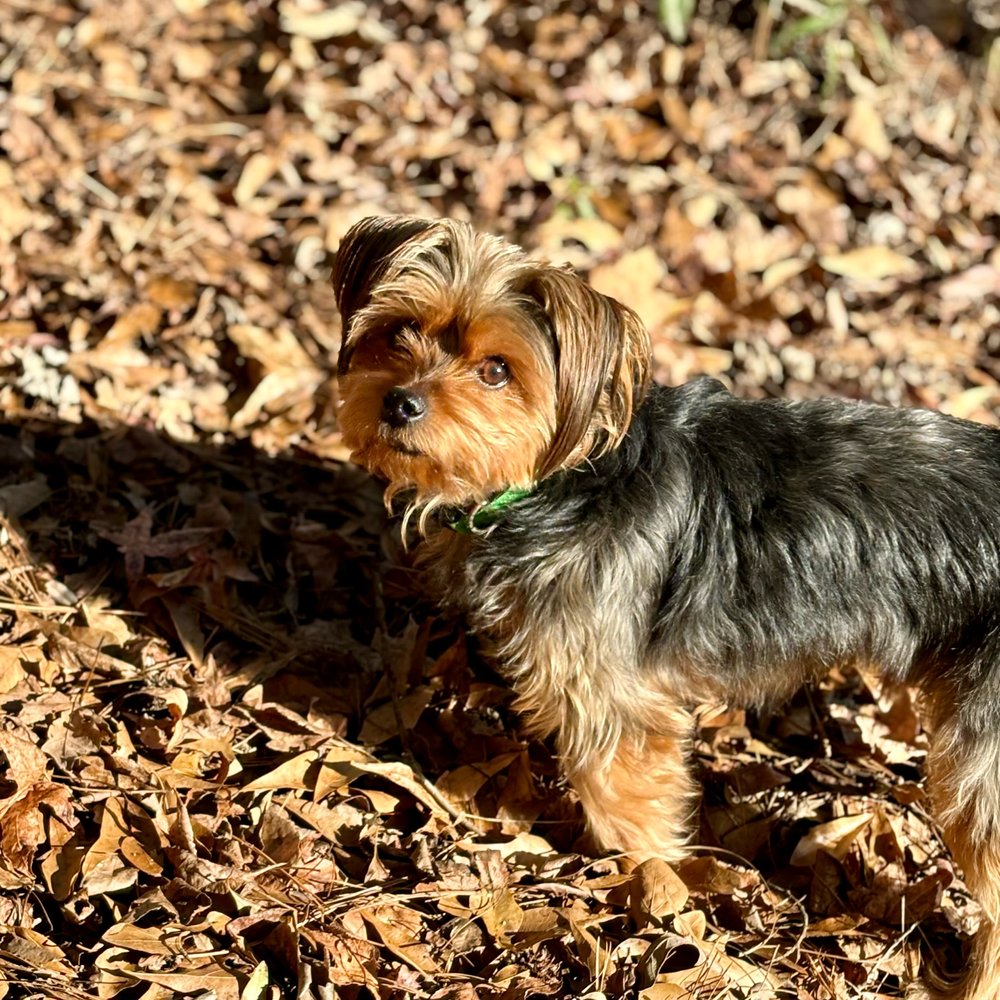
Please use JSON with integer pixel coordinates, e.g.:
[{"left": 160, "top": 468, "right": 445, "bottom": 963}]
[{"left": 477, "top": 357, "right": 509, "bottom": 388}]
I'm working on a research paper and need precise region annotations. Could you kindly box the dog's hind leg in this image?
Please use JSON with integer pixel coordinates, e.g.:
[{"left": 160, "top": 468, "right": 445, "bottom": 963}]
[{"left": 919, "top": 710, "right": 1000, "bottom": 999}]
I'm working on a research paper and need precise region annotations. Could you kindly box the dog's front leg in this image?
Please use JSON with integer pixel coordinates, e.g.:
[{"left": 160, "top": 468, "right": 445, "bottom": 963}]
[{"left": 561, "top": 701, "right": 699, "bottom": 862}]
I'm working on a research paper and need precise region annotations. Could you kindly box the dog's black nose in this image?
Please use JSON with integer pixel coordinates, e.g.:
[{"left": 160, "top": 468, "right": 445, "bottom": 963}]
[{"left": 382, "top": 387, "right": 426, "bottom": 427}]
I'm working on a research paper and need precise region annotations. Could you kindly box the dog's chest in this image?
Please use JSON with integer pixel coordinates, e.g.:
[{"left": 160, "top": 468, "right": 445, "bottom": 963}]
[{"left": 424, "top": 524, "right": 653, "bottom": 677}]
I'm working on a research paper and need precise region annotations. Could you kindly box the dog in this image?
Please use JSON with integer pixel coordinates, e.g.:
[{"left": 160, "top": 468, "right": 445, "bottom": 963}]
[{"left": 333, "top": 215, "right": 1000, "bottom": 999}]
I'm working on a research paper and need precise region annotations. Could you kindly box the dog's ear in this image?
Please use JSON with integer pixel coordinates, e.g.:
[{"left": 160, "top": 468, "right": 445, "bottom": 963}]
[
  {"left": 521, "top": 267, "right": 651, "bottom": 476},
  {"left": 332, "top": 216, "right": 435, "bottom": 375}
]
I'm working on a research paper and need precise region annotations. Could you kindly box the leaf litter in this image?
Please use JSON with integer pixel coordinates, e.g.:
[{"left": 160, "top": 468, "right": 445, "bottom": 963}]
[{"left": 1, "top": 0, "right": 1000, "bottom": 997}]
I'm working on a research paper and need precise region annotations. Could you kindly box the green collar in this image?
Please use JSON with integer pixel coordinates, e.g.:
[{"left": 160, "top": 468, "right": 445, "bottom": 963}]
[{"left": 448, "top": 486, "right": 534, "bottom": 534}]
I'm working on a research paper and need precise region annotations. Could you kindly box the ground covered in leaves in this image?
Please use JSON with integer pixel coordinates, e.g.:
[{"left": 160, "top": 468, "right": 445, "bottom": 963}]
[{"left": 2, "top": 1, "right": 1000, "bottom": 998}]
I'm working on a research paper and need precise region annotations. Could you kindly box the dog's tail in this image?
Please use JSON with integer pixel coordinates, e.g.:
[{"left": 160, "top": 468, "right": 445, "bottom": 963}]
[{"left": 921, "top": 718, "right": 1000, "bottom": 999}]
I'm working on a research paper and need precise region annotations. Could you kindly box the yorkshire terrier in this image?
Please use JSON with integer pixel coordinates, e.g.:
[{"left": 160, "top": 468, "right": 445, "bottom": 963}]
[{"left": 333, "top": 215, "right": 1000, "bottom": 1000}]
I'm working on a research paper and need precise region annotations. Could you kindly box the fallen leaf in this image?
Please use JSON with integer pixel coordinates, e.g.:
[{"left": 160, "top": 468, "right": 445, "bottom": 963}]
[
  {"left": 819, "top": 246, "right": 919, "bottom": 281},
  {"left": 791, "top": 813, "right": 874, "bottom": 866}
]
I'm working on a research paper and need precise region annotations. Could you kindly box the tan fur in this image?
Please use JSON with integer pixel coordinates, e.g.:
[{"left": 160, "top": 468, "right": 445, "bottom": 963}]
[
  {"left": 915, "top": 692, "right": 1000, "bottom": 999},
  {"left": 338, "top": 316, "right": 555, "bottom": 513},
  {"left": 569, "top": 721, "right": 698, "bottom": 862}
]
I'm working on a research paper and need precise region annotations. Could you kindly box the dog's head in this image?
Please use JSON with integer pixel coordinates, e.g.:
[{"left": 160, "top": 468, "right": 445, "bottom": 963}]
[{"left": 333, "top": 216, "right": 651, "bottom": 512}]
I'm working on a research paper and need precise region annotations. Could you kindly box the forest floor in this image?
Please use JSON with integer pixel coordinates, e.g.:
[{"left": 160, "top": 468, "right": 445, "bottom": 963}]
[{"left": 2, "top": 1, "right": 1000, "bottom": 998}]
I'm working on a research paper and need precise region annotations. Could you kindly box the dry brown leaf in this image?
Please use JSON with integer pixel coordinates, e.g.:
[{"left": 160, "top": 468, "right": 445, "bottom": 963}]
[
  {"left": 360, "top": 903, "right": 440, "bottom": 973},
  {"left": 307, "top": 925, "right": 380, "bottom": 987},
  {"left": 234, "top": 153, "right": 276, "bottom": 207},
  {"left": 0, "top": 729, "right": 48, "bottom": 794},
  {"left": 638, "top": 985, "right": 689, "bottom": 999},
  {"left": 536, "top": 216, "right": 624, "bottom": 257},
  {"left": 477, "top": 887, "right": 525, "bottom": 941},
  {"left": 80, "top": 797, "right": 139, "bottom": 890},
  {"left": 631, "top": 858, "right": 690, "bottom": 924},
  {"left": 844, "top": 98, "right": 892, "bottom": 161},
  {"left": 102, "top": 922, "right": 195, "bottom": 957},
  {"left": 112, "top": 963, "right": 243, "bottom": 1000},
  {"left": 0, "top": 648, "right": 28, "bottom": 693},
  {"left": 590, "top": 248, "right": 687, "bottom": 334},
  {"left": 347, "top": 758, "right": 454, "bottom": 825},
  {"left": 0, "top": 926, "right": 74, "bottom": 976},
  {"left": 819, "top": 246, "right": 919, "bottom": 281},
  {"left": 437, "top": 751, "right": 521, "bottom": 805},
  {"left": 358, "top": 686, "right": 435, "bottom": 745},
  {"left": 791, "top": 813, "right": 874, "bottom": 866},
  {"left": 940, "top": 385, "right": 999, "bottom": 420},
  {"left": 243, "top": 750, "right": 320, "bottom": 792}
]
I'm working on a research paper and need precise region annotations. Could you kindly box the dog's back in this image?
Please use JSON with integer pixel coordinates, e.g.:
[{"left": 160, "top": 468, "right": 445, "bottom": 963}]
[{"left": 640, "top": 379, "right": 1000, "bottom": 703}]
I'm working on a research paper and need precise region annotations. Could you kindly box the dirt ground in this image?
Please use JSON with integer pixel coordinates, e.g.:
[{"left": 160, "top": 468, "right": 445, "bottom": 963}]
[{"left": 2, "top": 1, "right": 1000, "bottom": 998}]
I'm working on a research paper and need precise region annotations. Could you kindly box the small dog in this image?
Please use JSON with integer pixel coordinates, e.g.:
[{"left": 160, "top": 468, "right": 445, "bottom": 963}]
[{"left": 333, "top": 216, "right": 1000, "bottom": 1000}]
